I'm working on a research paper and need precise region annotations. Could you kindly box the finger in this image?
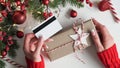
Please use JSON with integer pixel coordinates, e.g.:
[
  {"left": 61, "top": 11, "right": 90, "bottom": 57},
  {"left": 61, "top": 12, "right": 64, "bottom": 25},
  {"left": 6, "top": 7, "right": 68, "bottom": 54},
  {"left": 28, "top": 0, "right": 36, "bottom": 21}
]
[
  {"left": 92, "top": 19, "right": 110, "bottom": 38},
  {"left": 23, "top": 33, "right": 35, "bottom": 53},
  {"left": 34, "top": 36, "right": 44, "bottom": 54},
  {"left": 43, "top": 44, "right": 48, "bottom": 49},
  {"left": 30, "top": 41, "right": 38, "bottom": 52},
  {"left": 45, "top": 38, "right": 54, "bottom": 43},
  {"left": 91, "top": 29, "right": 104, "bottom": 52}
]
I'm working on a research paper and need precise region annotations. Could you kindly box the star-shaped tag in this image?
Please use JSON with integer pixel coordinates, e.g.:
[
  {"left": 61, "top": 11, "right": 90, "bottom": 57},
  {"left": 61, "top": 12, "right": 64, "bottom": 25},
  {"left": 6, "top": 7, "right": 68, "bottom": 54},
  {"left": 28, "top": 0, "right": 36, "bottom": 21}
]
[{"left": 70, "top": 28, "right": 89, "bottom": 48}]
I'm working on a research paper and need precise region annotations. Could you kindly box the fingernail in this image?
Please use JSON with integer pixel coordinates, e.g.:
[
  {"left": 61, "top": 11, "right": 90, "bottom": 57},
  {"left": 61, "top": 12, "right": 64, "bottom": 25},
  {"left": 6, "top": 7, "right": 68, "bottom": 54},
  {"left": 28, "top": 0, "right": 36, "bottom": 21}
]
[
  {"left": 42, "top": 48, "right": 44, "bottom": 51},
  {"left": 50, "top": 39, "right": 54, "bottom": 42},
  {"left": 91, "top": 29, "right": 96, "bottom": 36}
]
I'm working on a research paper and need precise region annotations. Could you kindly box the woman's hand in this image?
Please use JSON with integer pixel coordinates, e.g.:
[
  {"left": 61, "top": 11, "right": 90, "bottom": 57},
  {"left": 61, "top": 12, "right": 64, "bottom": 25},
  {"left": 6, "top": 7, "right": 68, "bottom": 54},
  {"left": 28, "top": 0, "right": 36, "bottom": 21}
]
[
  {"left": 91, "top": 19, "right": 114, "bottom": 52},
  {"left": 23, "top": 33, "right": 44, "bottom": 62}
]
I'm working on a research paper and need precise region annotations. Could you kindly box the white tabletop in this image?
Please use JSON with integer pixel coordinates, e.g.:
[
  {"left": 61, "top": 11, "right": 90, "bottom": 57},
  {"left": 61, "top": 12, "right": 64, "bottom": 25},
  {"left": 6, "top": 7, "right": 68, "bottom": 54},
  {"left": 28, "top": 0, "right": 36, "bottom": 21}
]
[{"left": 6, "top": 0, "right": 120, "bottom": 68}]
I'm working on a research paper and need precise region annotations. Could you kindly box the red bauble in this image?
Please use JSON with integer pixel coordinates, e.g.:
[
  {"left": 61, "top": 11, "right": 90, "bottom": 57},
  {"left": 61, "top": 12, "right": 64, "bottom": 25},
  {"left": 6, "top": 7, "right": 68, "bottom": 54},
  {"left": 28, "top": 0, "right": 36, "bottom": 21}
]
[
  {"left": 49, "top": 12, "right": 53, "bottom": 17},
  {"left": 89, "top": 2, "right": 93, "bottom": 7},
  {"left": 42, "top": 0, "right": 49, "bottom": 5},
  {"left": 12, "top": 11, "right": 26, "bottom": 25},
  {"left": 70, "top": 10, "right": 77, "bottom": 18},
  {"left": 5, "top": 45, "right": 10, "bottom": 51},
  {"left": 86, "top": 0, "right": 90, "bottom": 4},
  {"left": 16, "top": 31, "right": 24, "bottom": 38},
  {"left": 98, "top": 0, "right": 110, "bottom": 11},
  {"left": 43, "top": 12, "right": 48, "bottom": 19},
  {"left": 1, "top": 50, "right": 7, "bottom": 57}
]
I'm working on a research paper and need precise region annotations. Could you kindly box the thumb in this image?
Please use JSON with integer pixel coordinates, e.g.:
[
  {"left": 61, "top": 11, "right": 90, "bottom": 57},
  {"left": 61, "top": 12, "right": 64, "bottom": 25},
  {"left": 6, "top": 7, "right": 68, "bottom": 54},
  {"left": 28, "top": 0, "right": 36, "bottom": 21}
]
[
  {"left": 91, "top": 29, "right": 104, "bottom": 52},
  {"left": 34, "top": 36, "right": 44, "bottom": 54}
]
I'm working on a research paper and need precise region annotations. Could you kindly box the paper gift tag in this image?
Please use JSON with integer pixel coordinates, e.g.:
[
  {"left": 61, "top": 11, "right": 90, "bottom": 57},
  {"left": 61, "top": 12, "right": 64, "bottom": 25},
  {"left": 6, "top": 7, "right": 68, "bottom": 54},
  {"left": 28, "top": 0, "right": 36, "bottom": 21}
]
[{"left": 32, "top": 16, "right": 63, "bottom": 40}]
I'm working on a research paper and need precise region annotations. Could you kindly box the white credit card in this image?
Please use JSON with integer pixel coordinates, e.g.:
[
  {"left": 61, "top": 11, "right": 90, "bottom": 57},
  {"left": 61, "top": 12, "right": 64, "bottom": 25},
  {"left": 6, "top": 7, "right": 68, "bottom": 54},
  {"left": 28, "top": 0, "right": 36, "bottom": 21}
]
[{"left": 32, "top": 16, "right": 63, "bottom": 40}]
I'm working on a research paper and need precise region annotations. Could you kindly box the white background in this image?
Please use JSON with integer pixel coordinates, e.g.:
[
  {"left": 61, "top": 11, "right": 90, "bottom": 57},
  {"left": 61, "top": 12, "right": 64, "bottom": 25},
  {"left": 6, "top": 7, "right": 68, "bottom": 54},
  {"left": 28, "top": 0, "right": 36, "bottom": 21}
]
[{"left": 6, "top": 0, "right": 120, "bottom": 68}]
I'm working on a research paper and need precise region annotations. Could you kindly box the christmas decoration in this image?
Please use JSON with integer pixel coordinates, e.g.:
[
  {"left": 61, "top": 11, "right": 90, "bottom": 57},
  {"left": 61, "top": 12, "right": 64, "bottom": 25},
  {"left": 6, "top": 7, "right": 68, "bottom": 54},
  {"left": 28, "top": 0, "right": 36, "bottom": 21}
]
[
  {"left": 16, "top": 31, "right": 24, "bottom": 38},
  {"left": 45, "top": 19, "right": 95, "bottom": 61},
  {"left": 12, "top": 11, "right": 26, "bottom": 24},
  {"left": 28, "top": 0, "right": 84, "bottom": 20},
  {"left": 70, "top": 10, "right": 78, "bottom": 18},
  {"left": 0, "top": 0, "right": 88, "bottom": 67},
  {"left": 70, "top": 27, "right": 89, "bottom": 48},
  {"left": 1, "top": 50, "right": 7, "bottom": 57},
  {"left": 0, "top": 56, "right": 24, "bottom": 68},
  {"left": 0, "top": 30, "right": 19, "bottom": 68},
  {"left": 98, "top": 0, "right": 110, "bottom": 11},
  {"left": 109, "top": 1, "right": 120, "bottom": 23},
  {"left": 98, "top": 0, "right": 120, "bottom": 23},
  {"left": 42, "top": 0, "right": 50, "bottom": 5}
]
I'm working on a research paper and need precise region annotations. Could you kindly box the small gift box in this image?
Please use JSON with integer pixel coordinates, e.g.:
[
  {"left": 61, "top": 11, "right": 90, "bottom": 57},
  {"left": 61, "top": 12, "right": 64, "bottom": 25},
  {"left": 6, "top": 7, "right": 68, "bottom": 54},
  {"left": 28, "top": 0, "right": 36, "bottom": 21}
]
[{"left": 45, "top": 19, "right": 95, "bottom": 61}]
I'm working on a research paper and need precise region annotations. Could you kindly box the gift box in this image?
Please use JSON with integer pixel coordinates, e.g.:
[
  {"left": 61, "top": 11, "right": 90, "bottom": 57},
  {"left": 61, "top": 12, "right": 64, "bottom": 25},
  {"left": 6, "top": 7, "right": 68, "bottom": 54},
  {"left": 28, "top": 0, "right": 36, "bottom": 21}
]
[{"left": 45, "top": 19, "right": 95, "bottom": 61}]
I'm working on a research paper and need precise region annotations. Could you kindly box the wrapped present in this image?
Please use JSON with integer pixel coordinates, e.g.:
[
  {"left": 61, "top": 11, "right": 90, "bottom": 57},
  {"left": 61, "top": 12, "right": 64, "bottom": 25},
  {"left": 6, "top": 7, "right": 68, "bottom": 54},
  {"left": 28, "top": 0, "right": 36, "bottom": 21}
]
[{"left": 45, "top": 19, "right": 96, "bottom": 61}]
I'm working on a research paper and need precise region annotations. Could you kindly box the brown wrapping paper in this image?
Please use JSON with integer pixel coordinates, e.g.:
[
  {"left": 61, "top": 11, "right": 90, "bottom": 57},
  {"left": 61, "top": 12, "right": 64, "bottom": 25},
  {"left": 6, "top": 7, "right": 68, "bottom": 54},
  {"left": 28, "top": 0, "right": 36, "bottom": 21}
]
[{"left": 45, "top": 19, "right": 95, "bottom": 61}]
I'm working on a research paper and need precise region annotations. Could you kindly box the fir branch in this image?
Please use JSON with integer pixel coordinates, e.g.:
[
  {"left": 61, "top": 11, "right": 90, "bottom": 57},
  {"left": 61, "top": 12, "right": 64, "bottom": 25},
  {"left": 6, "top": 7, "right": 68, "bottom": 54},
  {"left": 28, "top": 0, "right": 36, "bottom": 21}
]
[
  {"left": 65, "top": 0, "right": 84, "bottom": 8},
  {"left": 28, "top": 0, "right": 84, "bottom": 20},
  {"left": 0, "top": 60, "right": 5, "bottom": 68},
  {"left": 49, "top": 0, "right": 62, "bottom": 8},
  {"left": 8, "top": 49, "right": 16, "bottom": 58},
  {"left": 0, "top": 41, "right": 6, "bottom": 54},
  {"left": 10, "top": 40, "right": 19, "bottom": 50},
  {"left": 8, "top": 40, "right": 19, "bottom": 58}
]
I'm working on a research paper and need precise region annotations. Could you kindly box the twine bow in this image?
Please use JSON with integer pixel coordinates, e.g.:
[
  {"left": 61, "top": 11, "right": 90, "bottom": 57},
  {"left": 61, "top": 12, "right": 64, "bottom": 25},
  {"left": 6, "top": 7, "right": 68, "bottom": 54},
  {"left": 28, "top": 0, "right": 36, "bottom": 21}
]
[
  {"left": 70, "top": 20, "right": 90, "bottom": 63},
  {"left": 70, "top": 20, "right": 89, "bottom": 51}
]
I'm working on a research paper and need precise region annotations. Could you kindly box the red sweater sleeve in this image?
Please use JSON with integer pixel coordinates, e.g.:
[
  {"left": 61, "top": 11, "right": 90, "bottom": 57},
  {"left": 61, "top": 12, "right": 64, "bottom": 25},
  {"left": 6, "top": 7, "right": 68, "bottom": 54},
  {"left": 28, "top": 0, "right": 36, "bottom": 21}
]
[
  {"left": 97, "top": 44, "right": 120, "bottom": 68},
  {"left": 25, "top": 55, "right": 45, "bottom": 68}
]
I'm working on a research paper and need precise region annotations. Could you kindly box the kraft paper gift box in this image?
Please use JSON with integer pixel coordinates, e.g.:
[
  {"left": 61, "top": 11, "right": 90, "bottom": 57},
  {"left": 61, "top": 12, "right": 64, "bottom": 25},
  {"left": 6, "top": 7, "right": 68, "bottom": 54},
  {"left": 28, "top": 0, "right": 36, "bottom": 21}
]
[{"left": 45, "top": 19, "right": 96, "bottom": 61}]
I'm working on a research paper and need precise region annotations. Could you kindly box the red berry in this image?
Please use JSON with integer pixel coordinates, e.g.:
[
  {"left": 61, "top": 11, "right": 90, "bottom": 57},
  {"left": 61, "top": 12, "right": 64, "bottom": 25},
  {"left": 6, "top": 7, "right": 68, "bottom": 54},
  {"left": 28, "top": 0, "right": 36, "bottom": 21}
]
[
  {"left": 0, "top": 17, "right": 3, "bottom": 22},
  {"left": 5, "top": 45, "right": 10, "bottom": 51},
  {"left": 2, "top": 31, "right": 6, "bottom": 37},
  {"left": 89, "top": 2, "right": 93, "bottom": 7},
  {"left": 42, "top": 0, "right": 49, "bottom": 5},
  {"left": 43, "top": 12, "right": 48, "bottom": 19},
  {"left": 0, "top": 36, "right": 3, "bottom": 41},
  {"left": 98, "top": 0, "right": 110, "bottom": 11},
  {"left": 70, "top": 10, "right": 77, "bottom": 18},
  {"left": 49, "top": 12, "right": 53, "bottom": 17},
  {"left": 1, "top": 50, "right": 7, "bottom": 57},
  {"left": 8, "top": 36, "right": 13, "bottom": 40},
  {"left": 21, "top": 4, "right": 25, "bottom": 11},
  {"left": 8, "top": 40, "right": 14, "bottom": 45},
  {"left": 1, "top": 10, "right": 8, "bottom": 17},
  {"left": 16, "top": 31, "right": 24, "bottom": 38},
  {"left": 16, "top": 1, "right": 21, "bottom": 6},
  {"left": 86, "top": 0, "right": 90, "bottom": 4}
]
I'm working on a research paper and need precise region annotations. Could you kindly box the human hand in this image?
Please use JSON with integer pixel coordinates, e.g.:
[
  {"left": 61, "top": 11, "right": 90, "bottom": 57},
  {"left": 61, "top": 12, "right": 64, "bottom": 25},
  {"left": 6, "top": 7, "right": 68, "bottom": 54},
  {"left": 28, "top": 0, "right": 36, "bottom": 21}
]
[
  {"left": 91, "top": 19, "right": 114, "bottom": 52},
  {"left": 23, "top": 33, "right": 46, "bottom": 62}
]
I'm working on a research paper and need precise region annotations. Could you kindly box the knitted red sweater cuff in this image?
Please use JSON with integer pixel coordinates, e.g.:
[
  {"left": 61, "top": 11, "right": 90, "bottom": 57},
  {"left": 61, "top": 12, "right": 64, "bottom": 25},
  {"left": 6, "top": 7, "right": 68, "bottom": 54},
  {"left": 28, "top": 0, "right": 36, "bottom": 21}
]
[
  {"left": 25, "top": 55, "right": 45, "bottom": 68},
  {"left": 97, "top": 44, "right": 120, "bottom": 68}
]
